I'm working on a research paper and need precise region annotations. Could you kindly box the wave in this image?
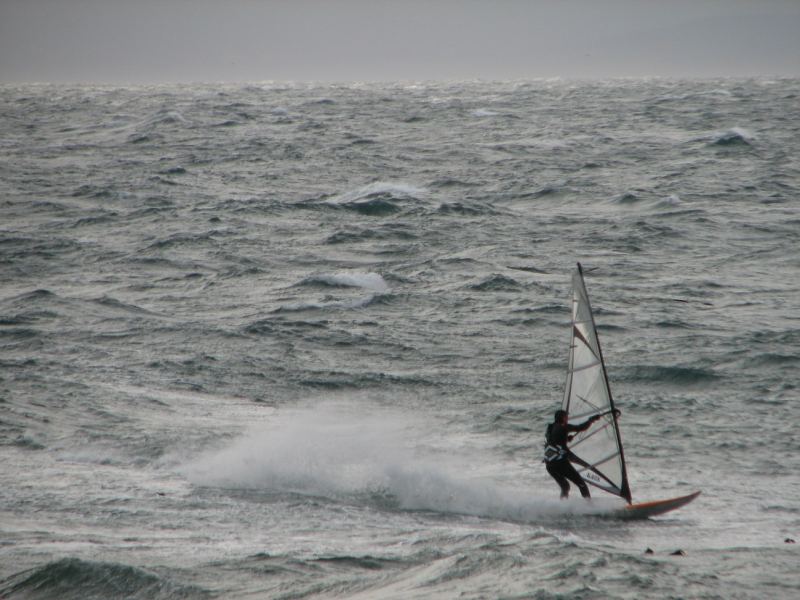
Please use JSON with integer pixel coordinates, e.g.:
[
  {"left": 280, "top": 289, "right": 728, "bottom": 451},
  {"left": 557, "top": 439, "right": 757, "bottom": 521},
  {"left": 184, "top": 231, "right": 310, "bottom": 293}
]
[
  {"left": 141, "top": 109, "right": 189, "bottom": 129},
  {"left": 325, "top": 223, "right": 418, "bottom": 244},
  {"left": 159, "top": 166, "right": 187, "bottom": 175},
  {"left": 269, "top": 293, "right": 390, "bottom": 314},
  {"left": 653, "top": 88, "right": 734, "bottom": 104},
  {"left": 1, "top": 290, "right": 72, "bottom": 321},
  {"left": 297, "top": 272, "right": 389, "bottom": 293},
  {"left": 12, "top": 434, "right": 46, "bottom": 450},
  {"left": 71, "top": 184, "right": 119, "bottom": 199},
  {"left": 531, "top": 183, "right": 573, "bottom": 198},
  {"left": 320, "top": 182, "right": 427, "bottom": 216},
  {"left": 0, "top": 314, "right": 40, "bottom": 326},
  {"left": 0, "top": 290, "right": 163, "bottom": 338},
  {"left": 211, "top": 119, "right": 242, "bottom": 128},
  {"left": 429, "top": 177, "right": 478, "bottom": 189},
  {"left": 297, "top": 368, "right": 433, "bottom": 390},
  {"left": 620, "top": 364, "right": 720, "bottom": 385},
  {"left": 612, "top": 192, "right": 644, "bottom": 205},
  {"left": 471, "top": 108, "right": 500, "bottom": 117},
  {"left": 0, "top": 558, "right": 210, "bottom": 600},
  {"left": 92, "top": 296, "right": 161, "bottom": 316},
  {"left": 709, "top": 127, "right": 754, "bottom": 147},
  {"left": 653, "top": 318, "right": 696, "bottom": 330},
  {"left": 244, "top": 317, "right": 329, "bottom": 336},
  {"left": 0, "top": 327, "right": 40, "bottom": 340},
  {"left": 3, "top": 289, "right": 58, "bottom": 304},
  {"left": 0, "top": 237, "right": 88, "bottom": 277},
  {"left": 435, "top": 201, "right": 500, "bottom": 216},
  {"left": 144, "top": 231, "right": 221, "bottom": 251},
  {"left": 650, "top": 194, "right": 685, "bottom": 211},
  {"left": 0, "top": 357, "right": 38, "bottom": 369},
  {"left": 468, "top": 274, "right": 522, "bottom": 292},
  {"left": 748, "top": 352, "right": 799, "bottom": 368},
  {"left": 69, "top": 212, "right": 120, "bottom": 228},
  {"left": 269, "top": 272, "right": 393, "bottom": 314},
  {"left": 112, "top": 109, "right": 191, "bottom": 146},
  {"left": 506, "top": 264, "right": 549, "bottom": 275},
  {"left": 512, "top": 303, "right": 564, "bottom": 315}
]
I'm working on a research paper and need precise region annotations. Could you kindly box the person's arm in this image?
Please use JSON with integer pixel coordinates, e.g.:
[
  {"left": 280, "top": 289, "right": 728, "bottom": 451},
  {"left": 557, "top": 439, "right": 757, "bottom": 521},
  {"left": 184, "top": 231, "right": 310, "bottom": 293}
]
[
  {"left": 567, "top": 414, "right": 601, "bottom": 433},
  {"left": 566, "top": 410, "right": 622, "bottom": 440}
]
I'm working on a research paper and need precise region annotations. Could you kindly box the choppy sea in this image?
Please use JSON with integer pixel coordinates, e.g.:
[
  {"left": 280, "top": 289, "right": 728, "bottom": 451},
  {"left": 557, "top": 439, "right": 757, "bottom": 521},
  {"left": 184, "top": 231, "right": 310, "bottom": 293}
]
[{"left": 1, "top": 78, "right": 799, "bottom": 599}]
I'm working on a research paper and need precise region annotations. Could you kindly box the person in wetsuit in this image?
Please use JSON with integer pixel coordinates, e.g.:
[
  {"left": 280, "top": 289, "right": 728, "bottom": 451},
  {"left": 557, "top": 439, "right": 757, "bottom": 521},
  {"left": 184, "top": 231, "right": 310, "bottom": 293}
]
[{"left": 543, "top": 409, "right": 602, "bottom": 499}]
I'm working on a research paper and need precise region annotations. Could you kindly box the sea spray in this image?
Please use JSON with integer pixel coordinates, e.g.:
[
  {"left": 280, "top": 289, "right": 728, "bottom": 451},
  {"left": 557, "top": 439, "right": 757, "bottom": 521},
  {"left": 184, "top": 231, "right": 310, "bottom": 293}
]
[
  {"left": 181, "top": 403, "right": 418, "bottom": 494},
  {"left": 181, "top": 403, "right": 623, "bottom": 520}
]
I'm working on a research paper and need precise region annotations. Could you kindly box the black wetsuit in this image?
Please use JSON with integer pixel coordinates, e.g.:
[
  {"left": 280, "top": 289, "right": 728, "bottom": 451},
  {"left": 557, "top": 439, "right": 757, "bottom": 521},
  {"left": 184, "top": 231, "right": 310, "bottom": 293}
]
[{"left": 544, "top": 417, "right": 596, "bottom": 499}]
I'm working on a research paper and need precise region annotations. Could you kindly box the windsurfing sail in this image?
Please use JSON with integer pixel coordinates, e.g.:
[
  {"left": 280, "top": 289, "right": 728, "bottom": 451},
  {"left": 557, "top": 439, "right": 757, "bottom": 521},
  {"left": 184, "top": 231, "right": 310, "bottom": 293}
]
[{"left": 562, "top": 263, "right": 632, "bottom": 503}]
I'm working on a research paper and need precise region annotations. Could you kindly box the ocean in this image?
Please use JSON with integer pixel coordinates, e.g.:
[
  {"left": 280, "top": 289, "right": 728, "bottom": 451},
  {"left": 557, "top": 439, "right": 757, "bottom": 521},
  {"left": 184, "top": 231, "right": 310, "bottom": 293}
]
[{"left": 1, "top": 78, "right": 798, "bottom": 599}]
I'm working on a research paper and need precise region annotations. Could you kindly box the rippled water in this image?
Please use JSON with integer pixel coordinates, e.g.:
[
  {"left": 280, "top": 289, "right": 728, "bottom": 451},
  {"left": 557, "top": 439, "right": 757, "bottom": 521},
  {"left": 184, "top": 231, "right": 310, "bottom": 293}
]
[{"left": 1, "top": 79, "right": 799, "bottom": 598}]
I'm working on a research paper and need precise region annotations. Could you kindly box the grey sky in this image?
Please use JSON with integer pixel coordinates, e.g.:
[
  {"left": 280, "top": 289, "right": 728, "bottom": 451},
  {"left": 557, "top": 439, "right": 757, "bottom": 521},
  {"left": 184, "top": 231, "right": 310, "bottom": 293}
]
[{"left": 1, "top": 0, "right": 798, "bottom": 83}]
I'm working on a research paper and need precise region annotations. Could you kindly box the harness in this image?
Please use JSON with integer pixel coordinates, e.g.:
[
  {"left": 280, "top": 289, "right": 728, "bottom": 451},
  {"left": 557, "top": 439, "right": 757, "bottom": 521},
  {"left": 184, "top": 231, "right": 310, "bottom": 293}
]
[{"left": 543, "top": 423, "right": 568, "bottom": 463}]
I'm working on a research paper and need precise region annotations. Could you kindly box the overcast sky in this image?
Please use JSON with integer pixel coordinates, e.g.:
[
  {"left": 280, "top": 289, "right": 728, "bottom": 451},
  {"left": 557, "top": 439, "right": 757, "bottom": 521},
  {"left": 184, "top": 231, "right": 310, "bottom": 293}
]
[{"left": 1, "top": 0, "right": 798, "bottom": 83}]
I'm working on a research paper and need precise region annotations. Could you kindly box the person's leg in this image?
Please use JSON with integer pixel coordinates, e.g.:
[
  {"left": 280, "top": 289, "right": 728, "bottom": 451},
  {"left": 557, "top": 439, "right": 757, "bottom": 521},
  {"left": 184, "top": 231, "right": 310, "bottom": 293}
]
[
  {"left": 546, "top": 462, "right": 571, "bottom": 499},
  {"left": 563, "top": 462, "right": 591, "bottom": 498}
]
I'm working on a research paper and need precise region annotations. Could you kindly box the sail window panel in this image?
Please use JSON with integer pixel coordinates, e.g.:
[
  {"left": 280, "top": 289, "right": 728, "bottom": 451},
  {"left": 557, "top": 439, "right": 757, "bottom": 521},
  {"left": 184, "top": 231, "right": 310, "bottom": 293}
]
[
  {"left": 575, "top": 442, "right": 624, "bottom": 490},
  {"left": 570, "top": 423, "right": 625, "bottom": 489},
  {"left": 574, "top": 427, "right": 619, "bottom": 460},
  {"left": 570, "top": 373, "right": 609, "bottom": 411},
  {"left": 571, "top": 341, "right": 600, "bottom": 369}
]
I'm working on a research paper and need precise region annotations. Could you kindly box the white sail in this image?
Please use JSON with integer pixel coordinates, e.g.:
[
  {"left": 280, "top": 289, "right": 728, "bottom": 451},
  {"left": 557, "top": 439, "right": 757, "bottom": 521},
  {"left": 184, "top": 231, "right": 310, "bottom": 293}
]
[{"left": 562, "top": 263, "right": 631, "bottom": 502}]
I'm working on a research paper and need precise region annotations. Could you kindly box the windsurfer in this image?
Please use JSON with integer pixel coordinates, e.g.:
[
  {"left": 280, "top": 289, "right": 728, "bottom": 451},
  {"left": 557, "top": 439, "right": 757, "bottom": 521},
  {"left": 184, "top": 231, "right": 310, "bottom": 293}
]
[{"left": 543, "top": 409, "right": 603, "bottom": 499}]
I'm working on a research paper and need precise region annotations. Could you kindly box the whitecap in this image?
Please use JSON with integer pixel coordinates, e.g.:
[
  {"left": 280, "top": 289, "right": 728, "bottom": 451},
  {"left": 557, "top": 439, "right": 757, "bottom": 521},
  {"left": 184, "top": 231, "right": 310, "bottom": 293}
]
[
  {"left": 711, "top": 127, "right": 754, "bottom": 146},
  {"left": 660, "top": 194, "right": 682, "bottom": 206},
  {"left": 303, "top": 272, "right": 389, "bottom": 293},
  {"left": 329, "top": 182, "right": 426, "bottom": 206}
]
